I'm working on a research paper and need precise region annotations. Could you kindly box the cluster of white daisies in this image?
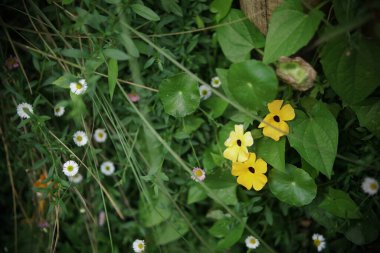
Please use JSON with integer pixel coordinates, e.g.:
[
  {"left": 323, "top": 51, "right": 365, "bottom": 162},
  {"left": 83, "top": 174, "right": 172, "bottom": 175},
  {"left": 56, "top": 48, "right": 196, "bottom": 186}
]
[{"left": 199, "top": 76, "right": 222, "bottom": 101}]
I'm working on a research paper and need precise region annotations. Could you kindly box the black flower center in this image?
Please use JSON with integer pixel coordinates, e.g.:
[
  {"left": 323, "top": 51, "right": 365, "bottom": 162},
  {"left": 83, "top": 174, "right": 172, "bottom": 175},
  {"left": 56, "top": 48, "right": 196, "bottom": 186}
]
[
  {"left": 248, "top": 167, "right": 255, "bottom": 173},
  {"left": 273, "top": 115, "right": 280, "bottom": 122},
  {"left": 237, "top": 140, "right": 242, "bottom": 146}
]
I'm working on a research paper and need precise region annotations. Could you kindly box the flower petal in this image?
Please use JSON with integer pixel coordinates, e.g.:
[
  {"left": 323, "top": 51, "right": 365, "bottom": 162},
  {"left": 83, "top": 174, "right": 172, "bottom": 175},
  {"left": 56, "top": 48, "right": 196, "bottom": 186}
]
[
  {"left": 251, "top": 173, "right": 268, "bottom": 191},
  {"left": 232, "top": 162, "right": 247, "bottom": 176},
  {"left": 243, "top": 132, "right": 253, "bottom": 147},
  {"left": 223, "top": 146, "right": 239, "bottom": 161},
  {"left": 224, "top": 131, "right": 237, "bottom": 146},
  {"left": 234, "top": 124, "right": 244, "bottom": 136},
  {"left": 267, "top": 100, "right": 283, "bottom": 114},
  {"left": 254, "top": 158, "right": 267, "bottom": 174},
  {"left": 262, "top": 121, "right": 289, "bottom": 141},
  {"left": 258, "top": 114, "right": 275, "bottom": 128},
  {"left": 279, "top": 104, "right": 295, "bottom": 121},
  {"left": 237, "top": 147, "right": 250, "bottom": 163},
  {"left": 237, "top": 172, "right": 255, "bottom": 190}
]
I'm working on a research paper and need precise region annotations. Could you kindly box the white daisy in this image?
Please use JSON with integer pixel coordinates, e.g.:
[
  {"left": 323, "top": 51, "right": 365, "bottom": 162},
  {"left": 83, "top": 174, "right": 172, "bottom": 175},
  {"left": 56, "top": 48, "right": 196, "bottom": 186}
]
[
  {"left": 94, "top": 128, "right": 107, "bottom": 143},
  {"left": 210, "top": 76, "right": 222, "bottom": 88},
  {"left": 312, "top": 233, "right": 326, "bottom": 252},
  {"left": 361, "top": 177, "right": 379, "bottom": 195},
  {"left": 132, "top": 239, "right": 145, "bottom": 253},
  {"left": 16, "top": 102, "right": 33, "bottom": 119},
  {"left": 73, "top": 131, "right": 88, "bottom": 147},
  {"left": 62, "top": 160, "right": 79, "bottom": 177},
  {"left": 191, "top": 167, "right": 206, "bottom": 182},
  {"left": 70, "top": 79, "right": 87, "bottom": 95},
  {"left": 68, "top": 173, "right": 83, "bottom": 184},
  {"left": 199, "top": 84, "right": 212, "bottom": 100},
  {"left": 245, "top": 235, "right": 260, "bottom": 249},
  {"left": 54, "top": 105, "right": 65, "bottom": 117},
  {"left": 100, "top": 161, "right": 115, "bottom": 176}
]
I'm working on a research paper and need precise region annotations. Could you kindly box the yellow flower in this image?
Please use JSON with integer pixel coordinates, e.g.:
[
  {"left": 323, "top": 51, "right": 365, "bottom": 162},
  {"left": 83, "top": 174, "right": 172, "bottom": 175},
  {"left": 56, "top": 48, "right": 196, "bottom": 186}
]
[
  {"left": 232, "top": 152, "right": 268, "bottom": 191},
  {"left": 258, "top": 100, "right": 295, "bottom": 141},
  {"left": 223, "top": 124, "right": 253, "bottom": 162}
]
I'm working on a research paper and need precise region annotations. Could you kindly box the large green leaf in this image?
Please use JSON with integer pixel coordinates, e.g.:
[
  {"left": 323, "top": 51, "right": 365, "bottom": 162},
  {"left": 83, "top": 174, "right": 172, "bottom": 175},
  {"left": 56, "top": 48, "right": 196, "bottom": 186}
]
[
  {"left": 208, "top": 185, "right": 238, "bottom": 206},
  {"left": 139, "top": 191, "right": 171, "bottom": 227},
  {"left": 187, "top": 184, "right": 207, "bottom": 204},
  {"left": 344, "top": 211, "right": 379, "bottom": 245},
  {"left": 153, "top": 214, "right": 189, "bottom": 245},
  {"left": 263, "top": 7, "right": 323, "bottom": 63},
  {"left": 107, "top": 58, "right": 118, "bottom": 100},
  {"left": 352, "top": 98, "right": 380, "bottom": 138},
  {"left": 210, "top": 0, "right": 233, "bottom": 22},
  {"left": 216, "top": 9, "right": 265, "bottom": 63},
  {"left": 269, "top": 164, "right": 317, "bottom": 206},
  {"left": 209, "top": 217, "right": 247, "bottom": 250},
  {"left": 255, "top": 137, "right": 285, "bottom": 171},
  {"left": 227, "top": 60, "right": 278, "bottom": 111},
  {"left": 319, "top": 188, "right": 361, "bottom": 219},
  {"left": 131, "top": 4, "right": 160, "bottom": 21},
  {"left": 159, "top": 73, "right": 200, "bottom": 117},
  {"left": 103, "top": 48, "right": 129, "bottom": 61},
  {"left": 320, "top": 36, "right": 380, "bottom": 104},
  {"left": 288, "top": 101, "right": 338, "bottom": 178}
]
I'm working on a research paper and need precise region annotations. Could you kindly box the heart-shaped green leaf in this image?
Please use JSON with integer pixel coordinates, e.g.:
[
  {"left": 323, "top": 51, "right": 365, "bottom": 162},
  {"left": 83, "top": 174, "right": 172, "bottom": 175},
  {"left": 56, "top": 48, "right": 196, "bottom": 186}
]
[
  {"left": 319, "top": 188, "right": 361, "bottom": 219},
  {"left": 255, "top": 137, "right": 285, "bottom": 171}
]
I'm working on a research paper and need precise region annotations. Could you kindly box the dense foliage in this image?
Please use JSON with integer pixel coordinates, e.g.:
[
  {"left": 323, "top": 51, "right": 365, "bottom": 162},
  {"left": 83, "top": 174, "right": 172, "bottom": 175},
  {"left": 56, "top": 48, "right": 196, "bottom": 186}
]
[{"left": 1, "top": 0, "right": 380, "bottom": 252}]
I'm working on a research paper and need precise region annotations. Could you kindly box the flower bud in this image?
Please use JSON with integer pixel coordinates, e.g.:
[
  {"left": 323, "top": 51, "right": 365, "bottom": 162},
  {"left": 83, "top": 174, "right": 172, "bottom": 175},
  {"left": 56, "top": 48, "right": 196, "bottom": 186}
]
[{"left": 276, "top": 56, "right": 317, "bottom": 91}]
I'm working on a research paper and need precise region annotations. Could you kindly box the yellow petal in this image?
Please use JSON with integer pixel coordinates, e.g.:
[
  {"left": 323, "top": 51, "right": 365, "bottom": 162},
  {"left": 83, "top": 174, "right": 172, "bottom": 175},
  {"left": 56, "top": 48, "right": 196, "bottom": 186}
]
[
  {"left": 268, "top": 100, "right": 283, "bottom": 114},
  {"left": 234, "top": 124, "right": 244, "bottom": 136},
  {"left": 243, "top": 132, "right": 253, "bottom": 147},
  {"left": 232, "top": 162, "right": 247, "bottom": 176},
  {"left": 246, "top": 152, "right": 257, "bottom": 166},
  {"left": 254, "top": 158, "right": 267, "bottom": 174},
  {"left": 262, "top": 121, "right": 289, "bottom": 141},
  {"left": 223, "top": 145, "right": 239, "bottom": 161},
  {"left": 279, "top": 104, "right": 295, "bottom": 121},
  {"left": 237, "top": 172, "right": 255, "bottom": 190},
  {"left": 224, "top": 131, "right": 237, "bottom": 146},
  {"left": 237, "top": 147, "right": 249, "bottom": 163},
  {"left": 259, "top": 114, "right": 275, "bottom": 128},
  {"left": 251, "top": 174, "right": 268, "bottom": 191}
]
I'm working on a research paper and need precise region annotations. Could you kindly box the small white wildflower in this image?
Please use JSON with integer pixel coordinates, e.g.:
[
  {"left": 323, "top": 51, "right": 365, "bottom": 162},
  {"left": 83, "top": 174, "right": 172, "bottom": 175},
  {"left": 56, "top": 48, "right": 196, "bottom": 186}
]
[
  {"left": 70, "top": 79, "right": 87, "bottom": 95},
  {"left": 94, "top": 128, "right": 107, "bottom": 143},
  {"left": 199, "top": 84, "right": 212, "bottom": 100},
  {"left": 361, "top": 177, "right": 379, "bottom": 195},
  {"left": 17, "top": 103, "right": 33, "bottom": 119},
  {"left": 100, "top": 161, "right": 115, "bottom": 176},
  {"left": 68, "top": 173, "right": 83, "bottom": 184},
  {"left": 73, "top": 131, "right": 88, "bottom": 147},
  {"left": 245, "top": 235, "right": 260, "bottom": 249},
  {"left": 312, "top": 233, "right": 326, "bottom": 252},
  {"left": 210, "top": 76, "right": 221, "bottom": 88},
  {"left": 132, "top": 239, "right": 145, "bottom": 253},
  {"left": 54, "top": 105, "right": 65, "bottom": 117},
  {"left": 62, "top": 160, "right": 79, "bottom": 177},
  {"left": 191, "top": 167, "right": 206, "bottom": 182}
]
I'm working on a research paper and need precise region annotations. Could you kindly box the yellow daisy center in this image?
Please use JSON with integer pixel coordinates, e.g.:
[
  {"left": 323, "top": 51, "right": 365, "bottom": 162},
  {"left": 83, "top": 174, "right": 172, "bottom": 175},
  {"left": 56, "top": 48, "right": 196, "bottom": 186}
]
[
  {"left": 76, "top": 136, "right": 82, "bottom": 141},
  {"left": 314, "top": 239, "right": 321, "bottom": 247},
  {"left": 202, "top": 90, "right": 208, "bottom": 95},
  {"left": 98, "top": 133, "right": 103, "bottom": 138},
  {"left": 195, "top": 169, "right": 203, "bottom": 177},
  {"left": 76, "top": 83, "right": 82, "bottom": 90},
  {"left": 248, "top": 167, "right": 255, "bottom": 174},
  {"left": 105, "top": 166, "right": 110, "bottom": 171},
  {"left": 250, "top": 238, "right": 256, "bottom": 244},
  {"left": 67, "top": 165, "right": 73, "bottom": 172},
  {"left": 22, "top": 107, "right": 29, "bottom": 113},
  {"left": 370, "top": 183, "right": 378, "bottom": 190},
  {"left": 55, "top": 108, "right": 60, "bottom": 112},
  {"left": 213, "top": 80, "right": 219, "bottom": 84},
  {"left": 273, "top": 115, "right": 280, "bottom": 122},
  {"left": 138, "top": 243, "right": 143, "bottom": 249}
]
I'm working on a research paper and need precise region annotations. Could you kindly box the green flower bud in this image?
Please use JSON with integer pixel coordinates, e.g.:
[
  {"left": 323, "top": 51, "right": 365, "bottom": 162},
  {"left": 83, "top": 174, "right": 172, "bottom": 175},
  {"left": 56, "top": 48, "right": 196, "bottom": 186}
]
[{"left": 276, "top": 56, "right": 317, "bottom": 91}]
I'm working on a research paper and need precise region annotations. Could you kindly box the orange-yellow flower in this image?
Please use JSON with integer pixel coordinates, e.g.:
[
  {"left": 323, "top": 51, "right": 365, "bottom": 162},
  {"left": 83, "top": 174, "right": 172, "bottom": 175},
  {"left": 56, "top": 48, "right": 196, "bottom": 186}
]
[
  {"left": 223, "top": 124, "right": 253, "bottom": 162},
  {"left": 232, "top": 152, "right": 268, "bottom": 191},
  {"left": 258, "top": 100, "right": 295, "bottom": 141},
  {"left": 33, "top": 173, "right": 49, "bottom": 188}
]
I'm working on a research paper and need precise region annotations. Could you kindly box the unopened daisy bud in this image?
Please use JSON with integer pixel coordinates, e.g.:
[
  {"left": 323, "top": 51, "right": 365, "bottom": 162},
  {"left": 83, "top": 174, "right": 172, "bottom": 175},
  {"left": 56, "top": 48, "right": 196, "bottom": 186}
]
[
  {"left": 54, "top": 105, "right": 65, "bottom": 117},
  {"left": 73, "top": 131, "right": 88, "bottom": 147},
  {"left": 361, "top": 177, "right": 379, "bottom": 195},
  {"left": 312, "top": 233, "right": 326, "bottom": 252},
  {"left": 199, "top": 84, "right": 212, "bottom": 100},
  {"left": 210, "top": 76, "right": 222, "bottom": 88},
  {"left": 70, "top": 79, "right": 87, "bottom": 95},
  {"left": 245, "top": 235, "right": 260, "bottom": 249},
  {"left": 100, "top": 161, "right": 115, "bottom": 176},
  {"left": 276, "top": 56, "right": 316, "bottom": 91},
  {"left": 132, "top": 239, "right": 145, "bottom": 253},
  {"left": 191, "top": 167, "right": 206, "bottom": 182},
  {"left": 68, "top": 173, "right": 83, "bottom": 184},
  {"left": 128, "top": 93, "right": 140, "bottom": 102},
  {"left": 62, "top": 160, "right": 79, "bottom": 177},
  {"left": 17, "top": 103, "right": 33, "bottom": 119},
  {"left": 94, "top": 128, "right": 107, "bottom": 143}
]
